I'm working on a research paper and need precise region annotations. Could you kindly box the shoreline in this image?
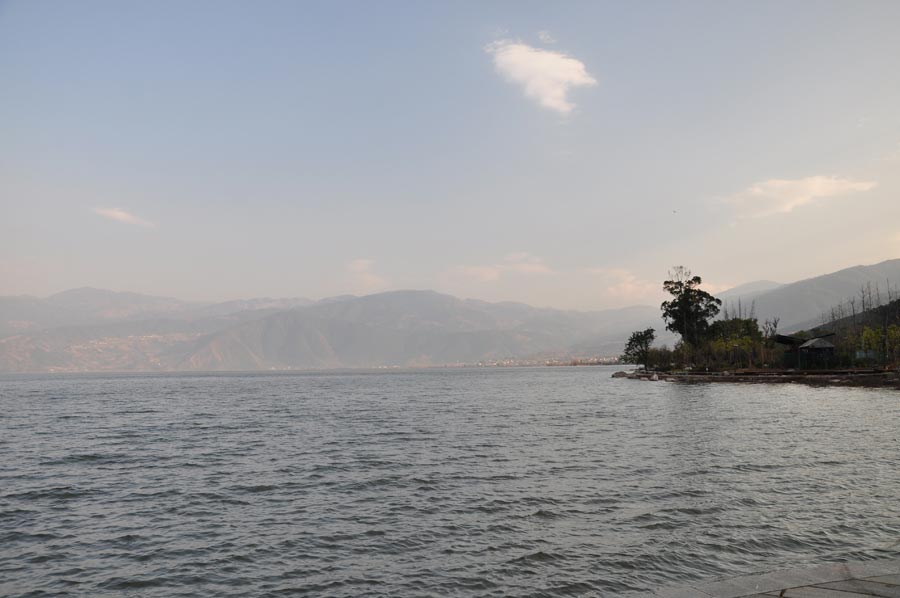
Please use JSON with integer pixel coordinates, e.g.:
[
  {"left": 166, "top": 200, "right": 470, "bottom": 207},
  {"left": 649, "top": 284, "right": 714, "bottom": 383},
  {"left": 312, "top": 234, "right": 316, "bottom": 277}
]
[{"left": 613, "top": 368, "right": 900, "bottom": 389}]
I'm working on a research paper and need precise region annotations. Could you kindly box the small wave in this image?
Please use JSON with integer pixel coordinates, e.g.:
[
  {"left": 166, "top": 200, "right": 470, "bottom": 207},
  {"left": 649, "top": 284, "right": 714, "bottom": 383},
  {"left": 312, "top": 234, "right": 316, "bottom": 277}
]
[
  {"left": 26, "top": 552, "right": 68, "bottom": 564},
  {"left": 652, "top": 488, "right": 711, "bottom": 499},
  {"left": 100, "top": 576, "right": 166, "bottom": 590},
  {"left": 109, "top": 533, "right": 145, "bottom": 545},
  {"left": 41, "top": 453, "right": 119, "bottom": 466},
  {"left": 517, "top": 509, "right": 562, "bottom": 520},
  {"left": 510, "top": 550, "right": 567, "bottom": 564},
  {"left": 2, "top": 530, "right": 61, "bottom": 543},
  {"left": 229, "top": 484, "right": 279, "bottom": 494},
  {"left": 6, "top": 486, "right": 96, "bottom": 501},
  {"left": 732, "top": 463, "right": 784, "bottom": 472}
]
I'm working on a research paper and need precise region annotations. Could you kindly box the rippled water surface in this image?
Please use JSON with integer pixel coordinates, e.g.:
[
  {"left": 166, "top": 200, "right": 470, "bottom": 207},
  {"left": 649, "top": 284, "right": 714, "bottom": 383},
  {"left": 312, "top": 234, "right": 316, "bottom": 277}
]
[{"left": 2, "top": 367, "right": 899, "bottom": 597}]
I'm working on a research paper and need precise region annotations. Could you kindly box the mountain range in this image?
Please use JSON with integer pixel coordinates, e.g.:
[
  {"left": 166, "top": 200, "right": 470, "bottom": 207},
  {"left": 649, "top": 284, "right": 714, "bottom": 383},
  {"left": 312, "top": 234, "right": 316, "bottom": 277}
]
[
  {"left": 1, "top": 259, "right": 898, "bottom": 372},
  {"left": 717, "top": 259, "right": 900, "bottom": 331}
]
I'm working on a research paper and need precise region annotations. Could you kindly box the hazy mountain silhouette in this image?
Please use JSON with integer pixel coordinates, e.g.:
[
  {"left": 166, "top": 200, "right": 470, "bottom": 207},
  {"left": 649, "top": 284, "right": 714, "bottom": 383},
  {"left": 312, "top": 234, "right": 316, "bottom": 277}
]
[
  {"left": 717, "top": 280, "right": 783, "bottom": 301},
  {"left": 0, "top": 288, "right": 313, "bottom": 337},
  {"left": 0, "top": 289, "right": 659, "bottom": 372},
  {"left": 717, "top": 258, "right": 900, "bottom": 331},
  {"left": 1, "top": 259, "right": 898, "bottom": 372},
  {"left": 178, "top": 291, "right": 661, "bottom": 371}
]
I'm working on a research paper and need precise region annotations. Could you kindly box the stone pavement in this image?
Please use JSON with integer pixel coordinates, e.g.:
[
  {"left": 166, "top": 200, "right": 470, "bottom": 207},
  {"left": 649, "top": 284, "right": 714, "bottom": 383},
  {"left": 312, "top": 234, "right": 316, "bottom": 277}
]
[{"left": 641, "top": 557, "right": 900, "bottom": 597}]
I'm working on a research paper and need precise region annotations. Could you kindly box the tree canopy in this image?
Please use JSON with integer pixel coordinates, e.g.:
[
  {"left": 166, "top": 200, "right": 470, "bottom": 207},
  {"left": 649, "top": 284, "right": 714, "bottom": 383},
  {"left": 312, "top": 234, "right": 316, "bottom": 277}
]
[
  {"left": 621, "top": 328, "right": 655, "bottom": 367},
  {"left": 660, "top": 266, "right": 722, "bottom": 346}
]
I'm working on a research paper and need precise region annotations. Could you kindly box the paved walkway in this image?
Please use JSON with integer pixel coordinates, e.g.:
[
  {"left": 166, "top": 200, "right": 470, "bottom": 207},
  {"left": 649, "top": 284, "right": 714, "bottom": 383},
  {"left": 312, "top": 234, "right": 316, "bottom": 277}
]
[{"left": 643, "top": 557, "right": 900, "bottom": 597}]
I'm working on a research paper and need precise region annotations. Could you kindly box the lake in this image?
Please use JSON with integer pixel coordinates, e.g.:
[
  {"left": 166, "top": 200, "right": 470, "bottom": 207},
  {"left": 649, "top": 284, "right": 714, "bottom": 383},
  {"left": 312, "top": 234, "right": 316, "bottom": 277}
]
[{"left": 1, "top": 367, "right": 898, "bottom": 596}]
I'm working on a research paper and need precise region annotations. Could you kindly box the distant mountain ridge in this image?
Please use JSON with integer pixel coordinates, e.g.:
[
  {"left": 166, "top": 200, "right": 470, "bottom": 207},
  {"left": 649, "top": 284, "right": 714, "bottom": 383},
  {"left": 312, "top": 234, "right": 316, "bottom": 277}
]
[
  {"left": 0, "top": 288, "right": 660, "bottom": 372},
  {"left": 716, "top": 259, "right": 900, "bottom": 332},
  {"left": 178, "top": 291, "right": 661, "bottom": 371},
  {"left": 1, "top": 258, "right": 898, "bottom": 372},
  {"left": 717, "top": 280, "right": 783, "bottom": 301},
  {"left": 0, "top": 288, "right": 313, "bottom": 338},
  {"left": 45, "top": 287, "right": 192, "bottom": 319}
]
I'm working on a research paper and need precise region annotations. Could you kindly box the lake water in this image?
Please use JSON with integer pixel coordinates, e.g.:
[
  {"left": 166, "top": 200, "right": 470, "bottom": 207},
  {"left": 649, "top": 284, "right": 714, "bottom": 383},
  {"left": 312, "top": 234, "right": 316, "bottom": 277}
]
[{"left": 1, "top": 367, "right": 899, "bottom": 597}]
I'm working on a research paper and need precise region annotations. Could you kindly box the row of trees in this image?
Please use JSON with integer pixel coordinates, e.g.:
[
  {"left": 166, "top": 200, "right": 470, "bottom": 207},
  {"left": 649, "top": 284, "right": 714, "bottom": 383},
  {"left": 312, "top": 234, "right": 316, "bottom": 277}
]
[
  {"left": 809, "top": 280, "right": 900, "bottom": 366},
  {"left": 623, "top": 267, "right": 900, "bottom": 370},
  {"left": 622, "top": 267, "right": 781, "bottom": 371}
]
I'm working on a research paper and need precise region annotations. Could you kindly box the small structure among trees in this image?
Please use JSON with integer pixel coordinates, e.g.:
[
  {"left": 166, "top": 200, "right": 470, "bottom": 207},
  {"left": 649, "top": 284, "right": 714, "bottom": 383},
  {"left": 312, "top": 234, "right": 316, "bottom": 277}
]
[
  {"left": 798, "top": 337, "right": 836, "bottom": 369},
  {"left": 776, "top": 333, "right": 836, "bottom": 369}
]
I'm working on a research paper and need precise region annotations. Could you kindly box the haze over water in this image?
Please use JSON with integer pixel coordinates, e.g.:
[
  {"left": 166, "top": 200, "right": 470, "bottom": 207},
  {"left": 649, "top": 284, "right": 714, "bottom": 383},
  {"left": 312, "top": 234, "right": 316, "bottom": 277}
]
[{"left": 2, "top": 367, "right": 898, "bottom": 597}]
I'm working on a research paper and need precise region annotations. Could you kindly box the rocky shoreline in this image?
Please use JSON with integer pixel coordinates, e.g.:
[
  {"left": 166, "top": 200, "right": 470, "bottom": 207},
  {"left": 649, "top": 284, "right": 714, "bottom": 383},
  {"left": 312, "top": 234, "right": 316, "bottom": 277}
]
[{"left": 612, "top": 368, "right": 900, "bottom": 389}]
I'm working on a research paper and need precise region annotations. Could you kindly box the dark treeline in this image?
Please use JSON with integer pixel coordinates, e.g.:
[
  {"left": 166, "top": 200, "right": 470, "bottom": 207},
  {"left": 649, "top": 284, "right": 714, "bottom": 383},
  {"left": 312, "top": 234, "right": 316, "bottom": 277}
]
[
  {"left": 804, "top": 280, "right": 900, "bottom": 367},
  {"left": 622, "top": 268, "right": 900, "bottom": 371}
]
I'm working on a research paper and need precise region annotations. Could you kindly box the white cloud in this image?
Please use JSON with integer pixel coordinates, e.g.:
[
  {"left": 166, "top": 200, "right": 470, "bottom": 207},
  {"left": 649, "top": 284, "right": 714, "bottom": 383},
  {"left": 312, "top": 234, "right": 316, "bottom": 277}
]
[
  {"left": 92, "top": 207, "right": 154, "bottom": 227},
  {"left": 485, "top": 39, "right": 597, "bottom": 114},
  {"left": 347, "top": 258, "right": 389, "bottom": 294},
  {"left": 537, "top": 30, "right": 556, "bottom": 44},
  {"left": 726, "top": 176, "right": 876, "bottom": 219}
]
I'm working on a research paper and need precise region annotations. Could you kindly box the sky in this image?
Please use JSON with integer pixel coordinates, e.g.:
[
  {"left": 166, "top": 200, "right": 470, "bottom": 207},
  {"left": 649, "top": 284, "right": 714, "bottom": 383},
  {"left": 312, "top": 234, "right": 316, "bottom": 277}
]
[{"left": 2, "top": 0, "right": 899, "bottom": 310}]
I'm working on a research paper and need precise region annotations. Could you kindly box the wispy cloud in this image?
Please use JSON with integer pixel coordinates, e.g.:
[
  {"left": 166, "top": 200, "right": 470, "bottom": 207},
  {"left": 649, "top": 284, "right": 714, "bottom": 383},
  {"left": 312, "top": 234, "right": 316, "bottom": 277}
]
[
  {"left": 454, "top": 265, "right": 502, "bottom": 282},
  {"left": 585, "top": 267, "right": 658, "bottom": 303},
  {"left": 485, "top": 39, "right": 596, "bottom": 114},
  {"left": 439, "top": 260, "right": 664, "bottom": 309},
  {"left": 537, "top": 30, "right": 556, "bottom": 44},
  {"left": 882, "top": 142, "right": 900, "bottom": 163},
  {"left": 726, "top": 176, "right": 877, "bottom": 219},
  {"left": 347, "top": 258, "right": 389, "bottom": 294},
  {"left": 502, "top": 252, "right": 553, "bottom": 274},
  {"left": 92, "top": 207, "right": 154, "bottom": 228}
]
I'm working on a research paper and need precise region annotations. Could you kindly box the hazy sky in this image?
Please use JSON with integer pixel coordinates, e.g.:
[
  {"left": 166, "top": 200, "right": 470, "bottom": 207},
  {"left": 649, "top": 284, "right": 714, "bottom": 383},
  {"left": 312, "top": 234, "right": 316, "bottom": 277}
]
[{"left": 2, "top": 1, "right": 899, "bottom": 310}]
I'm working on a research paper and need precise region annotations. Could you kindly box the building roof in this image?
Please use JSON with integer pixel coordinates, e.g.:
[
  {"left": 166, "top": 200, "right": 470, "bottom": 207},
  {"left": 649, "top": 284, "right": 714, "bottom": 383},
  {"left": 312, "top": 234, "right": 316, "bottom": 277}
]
[
  {"left": 799, "top": 337, "right": 835, "bottom": 350},
  {"left": 775, "top": 334, "right": 804, "bottom": 346}
]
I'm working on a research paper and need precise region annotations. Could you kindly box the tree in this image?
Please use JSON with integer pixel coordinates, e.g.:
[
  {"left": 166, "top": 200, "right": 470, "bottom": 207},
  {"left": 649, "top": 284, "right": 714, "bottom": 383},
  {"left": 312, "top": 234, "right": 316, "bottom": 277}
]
[
  {"left": 622, "top": 328, "right": 655, "bottom": 368},
  {"left": 660, "top": 266, "right": 722, "bottom": 347}
]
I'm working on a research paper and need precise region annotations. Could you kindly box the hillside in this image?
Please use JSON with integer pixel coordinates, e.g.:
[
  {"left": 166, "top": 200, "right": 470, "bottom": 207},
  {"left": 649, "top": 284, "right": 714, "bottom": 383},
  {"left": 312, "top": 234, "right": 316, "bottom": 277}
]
[
  {"left": 0, "top": 289, "right": 661, "bottom": 372},
  {"left": 717, "top": 280, "right": 783, "bottom": 302},
  {"left": 718, "top": 259, "right": 900, "bottom": 331},
  {"left": 178, "top": 291, "right": 662, "bottom": 370}
]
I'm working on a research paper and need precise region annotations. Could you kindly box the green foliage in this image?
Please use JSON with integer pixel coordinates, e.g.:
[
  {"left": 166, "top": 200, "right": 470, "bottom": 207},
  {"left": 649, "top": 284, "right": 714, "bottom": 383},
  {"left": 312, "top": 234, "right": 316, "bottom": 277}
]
[
  {"left": 640, "top": 267, "right": 900, "bottom": 371},
  {"left": 855, "top": 324, "right": 900, "bottom": 366},
  {"left": 646, "top": 345, "right": 674, "bottom": 371},
  {"left": 860, "top": 326, "right": 882, "bottom": 353},
  {"left": 708, "top": 317, "right": 763, "bottom": 343},
  {"left": 808, "top": 295, "right": 900, "bottom": 367},
  {"left": 660, "top": 266, "right": 722, "bottom": 346},
  {"left": 888, "top": 324, "right": 900, "bottom": 365},
  {"left": 621, "top": 328, "right": 655, "bottom": 367},
  {"left": 651, "top": 268, "right": 780, "bottom": 370},
  {"left": 702, "top": 317, "right": 769, "bottom": 368}
]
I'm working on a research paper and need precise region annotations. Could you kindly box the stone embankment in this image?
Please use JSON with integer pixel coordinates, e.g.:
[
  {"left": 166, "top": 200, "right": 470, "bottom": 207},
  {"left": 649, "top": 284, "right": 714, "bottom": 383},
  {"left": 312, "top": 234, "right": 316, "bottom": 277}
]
[
  {"left": 612, "top": 368, "right": 900, "bottom": 389},
  {"left": 638, "top": 556, "right": 900, "bottom": 597}
]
